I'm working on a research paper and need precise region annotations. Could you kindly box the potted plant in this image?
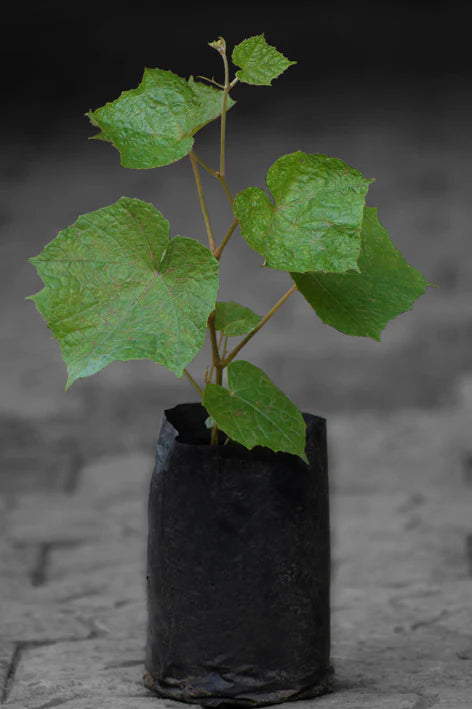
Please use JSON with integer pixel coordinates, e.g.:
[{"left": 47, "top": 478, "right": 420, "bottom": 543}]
[{"left": 28, "top": 35, "right": 431, "bottom": 706}]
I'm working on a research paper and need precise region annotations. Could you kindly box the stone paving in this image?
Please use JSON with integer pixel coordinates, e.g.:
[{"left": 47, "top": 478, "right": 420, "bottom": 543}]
[{"left": 1, "top": 376, "right": 471, "bottom": 709}]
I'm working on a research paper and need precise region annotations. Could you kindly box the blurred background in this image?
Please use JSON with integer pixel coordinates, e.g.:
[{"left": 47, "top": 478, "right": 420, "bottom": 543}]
[{"left": 1, "top": 0, "right": 471, "bottom": 463}]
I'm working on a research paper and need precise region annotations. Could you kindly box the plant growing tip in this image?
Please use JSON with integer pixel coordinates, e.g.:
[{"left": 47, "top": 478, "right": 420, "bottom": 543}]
[
  {"left": 28, "top": 34, "right": 433, "bottom": 461},
  {"left": 209, "top": 37, "right": 226, "bottom": 54}
]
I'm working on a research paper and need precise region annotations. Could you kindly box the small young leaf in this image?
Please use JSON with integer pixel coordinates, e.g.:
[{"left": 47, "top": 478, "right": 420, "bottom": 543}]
[
  {"left": 203, "top": 360, "right": 307, "bottom": 461},
  {"left": 86, "top": 69, "right": 235, "bottom": 169},
  {"left": 291, "top": 207, "right": 431, "bottom": 340},
  {"left": 232, "top": 34, "right": 296, "bottom": 86},
  {"left": 234, "top": 151, "right": 372, "bottom": 273},
  {"left": 214, "top": 301, "right": 261, "bottom": 336},
  {"left": 28, "top": 197, "right": 219, "bottom": 387}
]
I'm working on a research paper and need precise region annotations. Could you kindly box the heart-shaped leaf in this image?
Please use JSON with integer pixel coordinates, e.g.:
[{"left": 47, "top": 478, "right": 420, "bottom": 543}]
[
  {"left": 203, "top": 360, "right": 307, "bottom": 461},
  {"left": 87, "top": 70, "right": 235, "bottom": 169},
  {"left": 292, "top": 207, "right": 431, "bottom": 339},
  {"left": 234, "top": 151, "right": 372, "bottom": 273},
  {"left": 29, "top": 197, "right": 219, "bottom": 387}
]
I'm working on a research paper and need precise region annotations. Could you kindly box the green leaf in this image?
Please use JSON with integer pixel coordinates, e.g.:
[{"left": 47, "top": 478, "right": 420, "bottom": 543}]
[
  {"left": 187, "top": 76, "right": 235, "bottom": 135},
  {"left": 28, "top": 197, "right": 219, "bottom": 387},
  {"left": 234, "top": 151, "right": 373, "bottom": 273},
  {"left": 203, "top": 361, "right": 307, "bottom": 461},
  {"left": 291, "top": 207, "right": 431, "bottom": 340},
  {"left": 232, "top": 34, "right": 296, "bottom": 85},
  {"left": 86, "top": 69, "right": 235, "bottom": 169},
  {"left": 214, "top": 301, "right": 261, "bottom": 336}
]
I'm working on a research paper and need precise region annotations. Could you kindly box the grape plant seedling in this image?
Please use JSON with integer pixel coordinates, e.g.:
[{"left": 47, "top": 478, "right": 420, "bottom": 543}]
[{"left": 29, "top": 35, "right": 431, "bottom": 461}]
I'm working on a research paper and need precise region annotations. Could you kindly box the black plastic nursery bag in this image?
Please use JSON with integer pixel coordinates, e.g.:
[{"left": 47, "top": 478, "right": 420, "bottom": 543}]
[{"left": 145, "top": 402, "right": 331, "bottom": 706}]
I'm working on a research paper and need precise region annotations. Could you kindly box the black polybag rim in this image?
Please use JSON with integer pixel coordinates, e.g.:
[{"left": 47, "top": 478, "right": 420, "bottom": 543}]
[{"left": 163, "top": 401, "right": 326, "bottom": 460}]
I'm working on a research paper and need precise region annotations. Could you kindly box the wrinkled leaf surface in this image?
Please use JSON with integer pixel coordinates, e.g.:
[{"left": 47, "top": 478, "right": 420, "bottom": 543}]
[
  {"left": 29, "top": 197, "right": 219, "bottom": 386},
  {"left": 87, "top": 70, "right": 234, "bottom": 168},
  {"left": 234, "top": 151, "right": 372, "bottom": 273}
]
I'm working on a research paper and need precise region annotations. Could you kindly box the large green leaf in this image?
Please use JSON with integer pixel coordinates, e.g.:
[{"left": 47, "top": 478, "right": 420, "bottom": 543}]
[
  {"left": 29, "top": 197, "right": 219, "bottom": 387},
  {"left": 292, "top": 207, "right": 430, "bottom": 340},
  {"left": 214, "top": 301, "right": 261, "bottom": 336},
  {"left": 86, "top": 69, "right": 235, "bottom": 169},
  {"left": 232, "top": 34, "right": 296, "bottom": 85},
  {"left": 234, "top": 151, "right": 372, "bottom": 273},
  {"left": 203, "top": 361, "right": 307, "bottom": 461}
]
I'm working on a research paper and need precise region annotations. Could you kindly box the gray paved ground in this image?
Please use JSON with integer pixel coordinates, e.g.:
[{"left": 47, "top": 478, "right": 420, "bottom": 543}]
[
  {"left": 2, "top": 82, "right": 472, "bottom": 707},
  {"left": 1, "top": 380, "right": 471, "bottom": 708}
]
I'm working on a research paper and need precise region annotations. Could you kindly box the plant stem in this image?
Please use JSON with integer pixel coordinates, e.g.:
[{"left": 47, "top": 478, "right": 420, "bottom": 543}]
[
  {"left": 215, "top": 218, "right": 239, "bottom": 260},
  {"left": 211, "top": 358, "right": 224, "bottom": 443},
  {"left": 190, "top": 143, "right": 225, "bottom": 434},
  {"left": 219, "top": 175, "right": 234, "bottom": 208},
  {"left": 207, "top": 310, "right": 221, "bottom": 369},
  {"left": 205, "top": 37, "right": 239, "bottom": 446},
  {"left": 189, "top": 152, "right": 216, "bottom": 254},
  {"left": 183, "top": 368, "right": 203, "bottom": 397},
  {"left": 215, "top": 362, "right": 223, "bottom": 385},
  {"left": 222, "top": 334, "right": 229, "bottom": 360},
  {"left": 222, "top": 284, "right": 297, "bottom": 366},
  {"left": 207, "top": 332, "right": 224, "bottom": 383},
  {"left": 207, "top": 310, "right": 224, "bottom": 445},
  {"left": 195, "top": 75, "right": 225, "bottom": 89},
  {"left": 210, "top": 422, "right": 219, "bottom": 446},
  {"left": 191, "top": 151, "right": 234, "bottom": 207},
  {"left": 191, "top": 151, "right": 219, "bottom": 179},
  {"left": 219, "top": 44, "right": 230, "bottom": 178}
]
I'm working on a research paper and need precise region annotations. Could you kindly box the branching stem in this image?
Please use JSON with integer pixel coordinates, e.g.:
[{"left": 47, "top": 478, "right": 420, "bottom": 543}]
[
  {"left": 203, "top": 38, "right": 241, "bottom": 445},
  {"left": 215, "top": 218, "right": 239, "bottom": 260},
  {"left": 191, "top": 151, "right": 219, "bottom": 179},
  {"left": 191, "top": 152, "right": 234, "bottom": 208},
  {"left": 189, "top": 152, "right": 216, "bottom": 254},
  {"left": 223, "top": 284, "right": 297, "bottom": 366},
  {"left": 195, "top": 75, "right": 225, "bottom": 89}
]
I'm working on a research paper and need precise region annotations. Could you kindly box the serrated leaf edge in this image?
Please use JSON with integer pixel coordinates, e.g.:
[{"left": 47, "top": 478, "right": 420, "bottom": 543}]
[{"left": 232, "top": 33, "right": 297, "bottom": 86}]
